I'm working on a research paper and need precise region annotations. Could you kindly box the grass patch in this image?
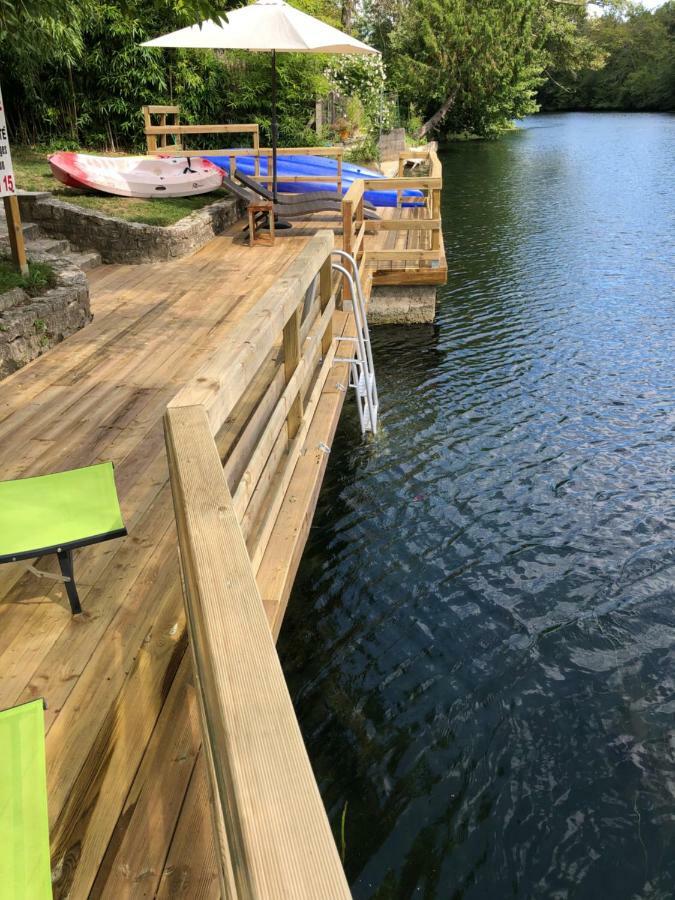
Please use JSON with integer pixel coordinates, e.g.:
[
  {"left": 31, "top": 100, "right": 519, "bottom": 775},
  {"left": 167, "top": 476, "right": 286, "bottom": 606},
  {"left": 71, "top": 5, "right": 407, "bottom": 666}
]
[
  {"left": 0, "top": 258, "right": 55, "bottom": 295},
  {"left": 12, "top": 147, "right": 229, "bottom": 227}
]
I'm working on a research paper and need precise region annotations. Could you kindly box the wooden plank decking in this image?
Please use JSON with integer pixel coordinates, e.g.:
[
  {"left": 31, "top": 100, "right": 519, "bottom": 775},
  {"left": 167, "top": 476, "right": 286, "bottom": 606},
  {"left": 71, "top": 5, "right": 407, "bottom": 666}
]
[{"left": 0, "top": 213, "right": 351, "bottom": 898}]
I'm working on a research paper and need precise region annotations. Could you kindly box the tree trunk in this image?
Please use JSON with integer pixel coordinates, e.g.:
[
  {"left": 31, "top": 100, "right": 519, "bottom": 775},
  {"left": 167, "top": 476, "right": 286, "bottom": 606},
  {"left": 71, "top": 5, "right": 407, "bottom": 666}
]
[
  {"left": 341, "top": 0, "right": 353, "bottom": 31},
  {"left": 416, "top": 91, "right": 457, "bottom": 139}
]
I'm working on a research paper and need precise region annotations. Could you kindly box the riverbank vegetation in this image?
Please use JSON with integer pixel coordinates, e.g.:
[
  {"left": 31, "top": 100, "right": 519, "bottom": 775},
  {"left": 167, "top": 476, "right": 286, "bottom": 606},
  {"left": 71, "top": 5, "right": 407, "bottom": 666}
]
[
  {"left": 540, "top": 3, "right": 674, "bottom": 113},
  {"left": 0, "top": 0, "right": 672, "bottom": 154}
]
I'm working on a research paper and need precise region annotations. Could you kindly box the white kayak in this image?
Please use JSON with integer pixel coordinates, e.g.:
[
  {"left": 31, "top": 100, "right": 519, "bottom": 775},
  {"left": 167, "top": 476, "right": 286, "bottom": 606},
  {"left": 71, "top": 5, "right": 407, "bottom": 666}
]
[{"left": 49, "top": 152, "right": 223, "bottom": 199}]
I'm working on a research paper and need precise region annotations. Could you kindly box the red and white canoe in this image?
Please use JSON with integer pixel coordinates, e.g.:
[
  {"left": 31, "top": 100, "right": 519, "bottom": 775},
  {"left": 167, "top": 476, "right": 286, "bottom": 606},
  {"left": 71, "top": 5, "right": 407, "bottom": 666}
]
[{"left": 48, "top": 152, "right": 223, "bottom": 199}]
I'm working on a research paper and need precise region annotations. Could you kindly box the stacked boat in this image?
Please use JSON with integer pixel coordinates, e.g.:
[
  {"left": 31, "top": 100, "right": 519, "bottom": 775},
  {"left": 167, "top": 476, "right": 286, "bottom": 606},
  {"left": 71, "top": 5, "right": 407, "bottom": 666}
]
[{"left": 49, "top": 151, "right": 423, "bottom": 207}]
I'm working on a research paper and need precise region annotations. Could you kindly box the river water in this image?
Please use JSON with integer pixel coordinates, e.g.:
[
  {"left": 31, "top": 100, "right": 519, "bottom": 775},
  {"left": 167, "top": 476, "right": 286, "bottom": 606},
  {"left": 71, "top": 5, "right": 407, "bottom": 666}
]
[{"left": 279, "top": 113, "right": 675, "bottom": 899}]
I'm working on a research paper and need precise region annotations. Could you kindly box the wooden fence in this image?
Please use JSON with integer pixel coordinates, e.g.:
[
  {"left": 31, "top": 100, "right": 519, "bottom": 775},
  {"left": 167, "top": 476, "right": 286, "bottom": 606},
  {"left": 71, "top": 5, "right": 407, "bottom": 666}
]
[
  {"left": 142, "top": 105, "right": 343, "bottom": 193},
  {"left": 164, "top": 231, "right": 352, "bottom": 898},
  {"left": 342, "top": 146, "right": 445, "bottom": 285}
]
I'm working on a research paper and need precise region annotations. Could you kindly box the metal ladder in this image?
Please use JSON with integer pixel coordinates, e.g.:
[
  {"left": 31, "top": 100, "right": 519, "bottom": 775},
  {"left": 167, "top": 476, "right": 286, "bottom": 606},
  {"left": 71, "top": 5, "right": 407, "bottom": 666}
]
[{"left": 331, "top": 249, "right": 379, "bottom": 435}]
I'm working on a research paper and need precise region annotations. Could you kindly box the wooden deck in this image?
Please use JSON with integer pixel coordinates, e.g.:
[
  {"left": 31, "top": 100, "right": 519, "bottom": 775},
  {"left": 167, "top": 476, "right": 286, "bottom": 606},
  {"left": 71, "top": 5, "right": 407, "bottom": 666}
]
[
  {"left": 0, "top": 213, "right": 351, "bottom": 898},
  {"left": 370, "top": 205, "right": 447, "bottom": 286}
]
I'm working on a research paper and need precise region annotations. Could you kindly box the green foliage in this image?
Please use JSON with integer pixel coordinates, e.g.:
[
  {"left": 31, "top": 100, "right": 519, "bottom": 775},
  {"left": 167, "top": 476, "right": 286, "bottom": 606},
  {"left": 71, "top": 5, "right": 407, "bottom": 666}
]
[
  {"left": 344, "top": 133, "right": 380, "bottom": 163},
  {"left": 386, "top": 0, "right": 546, "bottom": 138},
  {"left": 0, "top": 0, "right": 332, "bottom": 150},
  {"left": 0, "top": 259, "right": 55, "bottom": 295},
  {"left": 325, "top": 54, "right": 393, "bottom": 134},
  {"left": 540, "top": 2, "right": 675, "bottom": 112}
]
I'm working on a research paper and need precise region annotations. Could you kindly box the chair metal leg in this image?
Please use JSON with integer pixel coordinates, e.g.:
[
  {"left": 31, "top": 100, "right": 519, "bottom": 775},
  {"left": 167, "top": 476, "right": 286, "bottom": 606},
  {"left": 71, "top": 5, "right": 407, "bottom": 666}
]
[{"left": 57, "top": 549, "right": 82, "bottom": 615}]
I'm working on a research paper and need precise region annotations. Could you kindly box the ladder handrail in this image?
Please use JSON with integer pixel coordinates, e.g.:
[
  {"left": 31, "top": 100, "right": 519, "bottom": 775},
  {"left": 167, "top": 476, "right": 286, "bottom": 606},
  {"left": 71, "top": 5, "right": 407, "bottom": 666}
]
[{"left": 331, "top": 250, "right": 379, "bottom": 434}]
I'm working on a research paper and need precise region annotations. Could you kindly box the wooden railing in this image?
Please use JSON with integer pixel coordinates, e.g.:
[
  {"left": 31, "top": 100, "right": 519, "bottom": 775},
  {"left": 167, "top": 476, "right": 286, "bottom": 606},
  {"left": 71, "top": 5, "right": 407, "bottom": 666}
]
[
  {"left": 342, "top": 146, "right": 445, "bottom": 286},
  {"left": 142, "top": 104, "right": 343, "bottom": 193},
  {"left": 164, "top": 231, "right": 352, "bottom": 898}
]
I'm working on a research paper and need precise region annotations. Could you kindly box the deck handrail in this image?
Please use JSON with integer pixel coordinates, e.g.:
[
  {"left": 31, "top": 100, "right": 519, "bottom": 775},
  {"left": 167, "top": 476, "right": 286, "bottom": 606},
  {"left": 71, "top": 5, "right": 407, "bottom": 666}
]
[
  {"left": 342, "top": 146, "right": 444, "bottom": 282},
  {"left": 142, "top": 104, "right": 344, "bottom": 192},
  {"left": 164, "top": 232, "right": 352, "bottom": 898}
]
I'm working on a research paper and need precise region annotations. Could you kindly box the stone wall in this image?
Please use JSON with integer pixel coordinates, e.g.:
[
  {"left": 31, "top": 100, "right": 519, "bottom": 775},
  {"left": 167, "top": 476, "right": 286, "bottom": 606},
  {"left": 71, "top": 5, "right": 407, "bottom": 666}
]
[
  {"left": 0, "top": 257, "right": 91, "bottom": 379},
  {"left": 17, "top": 192, "right": 242, "bottom": 264}
]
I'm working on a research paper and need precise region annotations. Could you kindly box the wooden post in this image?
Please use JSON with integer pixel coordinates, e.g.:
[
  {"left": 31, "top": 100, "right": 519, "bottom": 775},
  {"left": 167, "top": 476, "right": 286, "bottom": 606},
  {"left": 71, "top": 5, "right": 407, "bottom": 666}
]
[
  {"left": 319, "top": 256, "right": 333, "bottom": 357},
  {"left": 3, "top": 196, "right": 28, "bottom": 277},
  {"left": 355, "top": 192, "right": 364, "bottom": 272},
  {"left": 282, "top": 306, "right": 303, "bottom": 440},
  {"left": 253, "top": 128, "right": 260, "bottom": 179},
  {"left": 337, "top": 152, "right": 343, "bottom": 198},
  {"left": 341, "top": 196, "right": 353, "bottom": 307},
  {"left": 142, "top": 106, "right": 157, "bottom": 153},
  {"left": 431, "top": 187, "right": 441, "bottom": 252}
]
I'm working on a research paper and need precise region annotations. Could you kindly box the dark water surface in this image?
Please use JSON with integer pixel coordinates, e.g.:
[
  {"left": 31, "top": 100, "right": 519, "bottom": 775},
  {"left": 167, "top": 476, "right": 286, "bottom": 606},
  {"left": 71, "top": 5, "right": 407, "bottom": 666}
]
[{"left": 279, "top": 113, "right": 675, "bottom": 899}]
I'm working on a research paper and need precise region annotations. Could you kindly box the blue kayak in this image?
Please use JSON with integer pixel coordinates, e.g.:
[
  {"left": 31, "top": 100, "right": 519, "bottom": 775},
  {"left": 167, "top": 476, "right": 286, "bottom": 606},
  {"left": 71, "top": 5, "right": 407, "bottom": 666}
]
[{"left": 205, "top": 153, "right": 424, "bottom": 208}]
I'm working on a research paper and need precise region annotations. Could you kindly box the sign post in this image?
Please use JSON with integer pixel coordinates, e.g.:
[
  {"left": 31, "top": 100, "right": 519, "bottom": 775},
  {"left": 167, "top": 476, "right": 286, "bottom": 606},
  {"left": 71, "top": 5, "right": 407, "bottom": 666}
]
[{"left": 0, "top": 84, "right": 28, "bottom": 277}]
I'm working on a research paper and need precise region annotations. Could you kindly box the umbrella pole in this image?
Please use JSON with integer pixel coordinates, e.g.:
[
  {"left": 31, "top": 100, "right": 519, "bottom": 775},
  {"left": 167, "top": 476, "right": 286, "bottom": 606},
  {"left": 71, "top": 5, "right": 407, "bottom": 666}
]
[
  {"left": 270, "top": 49, "right": 291, "bottom": 229},
  {"left": 271, "top": 49, "right": 278, "bottom": 203}
]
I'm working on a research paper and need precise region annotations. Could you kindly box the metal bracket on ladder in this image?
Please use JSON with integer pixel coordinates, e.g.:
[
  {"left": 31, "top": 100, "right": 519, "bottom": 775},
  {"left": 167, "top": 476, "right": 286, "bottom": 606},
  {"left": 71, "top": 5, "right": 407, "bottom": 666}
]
[{"left": 331, "top": 250, "right": 379, "bottom": 435}]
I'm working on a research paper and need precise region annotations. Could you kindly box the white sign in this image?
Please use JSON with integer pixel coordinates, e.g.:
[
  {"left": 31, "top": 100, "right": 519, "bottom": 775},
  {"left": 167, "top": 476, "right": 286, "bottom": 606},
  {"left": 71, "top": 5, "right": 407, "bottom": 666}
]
[{"left": 0, "top": 84, "right": 16, "bottom": 196}]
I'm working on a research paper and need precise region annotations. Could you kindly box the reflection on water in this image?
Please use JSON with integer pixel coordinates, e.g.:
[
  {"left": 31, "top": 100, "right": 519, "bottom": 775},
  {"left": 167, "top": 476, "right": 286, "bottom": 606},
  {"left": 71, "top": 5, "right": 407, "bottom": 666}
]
[{"left": 278, "top": 113, "right": 675, "bottom": 899}]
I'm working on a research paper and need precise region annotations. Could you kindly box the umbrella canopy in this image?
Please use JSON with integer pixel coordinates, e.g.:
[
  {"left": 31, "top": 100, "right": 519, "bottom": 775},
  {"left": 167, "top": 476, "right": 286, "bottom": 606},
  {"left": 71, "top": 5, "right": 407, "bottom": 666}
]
[
  {"left": 142, "top": 0, "right": 378, "bottom": 203},
  {"left": 142, "top": 0, "right": 377, "bottom": 55}
]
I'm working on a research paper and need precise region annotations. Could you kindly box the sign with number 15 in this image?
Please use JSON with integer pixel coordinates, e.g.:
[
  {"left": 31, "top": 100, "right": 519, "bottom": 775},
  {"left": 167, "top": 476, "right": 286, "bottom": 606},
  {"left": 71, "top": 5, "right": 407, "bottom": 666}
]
[{"left": 0, "top": 84, "right": 16, "bottom": 197}]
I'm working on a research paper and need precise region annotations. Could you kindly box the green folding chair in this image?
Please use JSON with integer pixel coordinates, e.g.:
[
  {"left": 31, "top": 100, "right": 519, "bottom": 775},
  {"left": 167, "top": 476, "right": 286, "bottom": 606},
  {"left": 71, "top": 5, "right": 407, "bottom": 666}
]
[
  {"left": 0, "top": 699, "right": 53, "bottom": 899},
  {"left": 0, "top": 462, "right": 126, "bottom": 614}
]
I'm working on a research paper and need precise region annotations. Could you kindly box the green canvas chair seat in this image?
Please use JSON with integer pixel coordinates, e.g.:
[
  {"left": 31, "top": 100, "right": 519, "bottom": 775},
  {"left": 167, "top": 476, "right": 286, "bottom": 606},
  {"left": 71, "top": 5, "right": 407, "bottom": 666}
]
[
  {"left": 0, "top": 462, "right": 126, "bottom": 614},
  {"left": 0, "top": 699, "right": 52, "bottom": 899}
]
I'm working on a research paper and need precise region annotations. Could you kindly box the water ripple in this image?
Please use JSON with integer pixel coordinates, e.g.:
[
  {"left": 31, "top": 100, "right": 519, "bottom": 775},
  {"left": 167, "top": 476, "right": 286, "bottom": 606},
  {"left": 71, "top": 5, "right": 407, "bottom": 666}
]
[{"left": 280, "top": 113, "right": 675, "bottom": 900}]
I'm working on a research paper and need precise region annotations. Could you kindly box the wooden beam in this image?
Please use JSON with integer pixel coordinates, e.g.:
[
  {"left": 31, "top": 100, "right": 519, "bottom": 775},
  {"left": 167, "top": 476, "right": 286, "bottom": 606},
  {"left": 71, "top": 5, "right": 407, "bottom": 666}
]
[
  {"left": 3, "top": 196, "right": 28, "bottom": 277},
  {"left": 164, "top": 405, "right": 351, "bottom": 900},
  {"left": 367, "top": 248, "right": 441, "bottom": 262},
  {"left": 145, "top": 124, "right": 260, "bottom": 135},
  {"left": 319, "top": 258, "right": 333, "bottom": 357},
  {"left": 282, "top": 306, "right": 303, "bottom": 440},
  {"left": 143, "top": 105, "right": 180, "bottom": 115},
  {"left": 362, "top": 176, "right": 440, "bottom": 190},
  {"left": 149, "top": 145, "right": 342, "bottom": 158},
  {"left": 370, "top": 219, "right": 441, "bottom": 231}
]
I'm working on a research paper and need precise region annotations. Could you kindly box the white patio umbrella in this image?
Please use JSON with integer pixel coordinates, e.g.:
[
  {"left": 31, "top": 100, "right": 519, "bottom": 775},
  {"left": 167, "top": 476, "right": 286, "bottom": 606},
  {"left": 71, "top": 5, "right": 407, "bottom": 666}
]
[{"left": 142, "top": 0, "right": 379, "bottom": 202}]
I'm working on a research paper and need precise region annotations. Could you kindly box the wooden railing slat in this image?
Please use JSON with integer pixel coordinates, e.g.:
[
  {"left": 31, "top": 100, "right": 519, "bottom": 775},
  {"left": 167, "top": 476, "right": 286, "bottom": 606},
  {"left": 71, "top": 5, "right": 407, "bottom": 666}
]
[{"left": 164, "top": 405, "right": 350, "bottom": 900}]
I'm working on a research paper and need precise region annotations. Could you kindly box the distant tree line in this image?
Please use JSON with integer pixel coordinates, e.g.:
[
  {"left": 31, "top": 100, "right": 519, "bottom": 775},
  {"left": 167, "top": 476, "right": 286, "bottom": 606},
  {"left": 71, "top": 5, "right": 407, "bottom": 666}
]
[
  {"left": 540, "top": 2, "right": 674, "bottom": 112},
  {"left": 0, "top": 0, "right": 672, "bottom": 151}
]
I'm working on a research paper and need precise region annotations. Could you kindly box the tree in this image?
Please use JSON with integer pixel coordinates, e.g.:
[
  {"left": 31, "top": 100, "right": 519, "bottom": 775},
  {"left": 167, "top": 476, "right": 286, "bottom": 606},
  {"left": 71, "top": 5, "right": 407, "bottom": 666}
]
[
  {"left": 386, "top": 0, "right": 547, "bottom": 138},
  {"left": 0, "top": 0, "right": 333, "bottom": 149},
  {"left": 539, "top": 1, "right": 675, "bottom": 112}
]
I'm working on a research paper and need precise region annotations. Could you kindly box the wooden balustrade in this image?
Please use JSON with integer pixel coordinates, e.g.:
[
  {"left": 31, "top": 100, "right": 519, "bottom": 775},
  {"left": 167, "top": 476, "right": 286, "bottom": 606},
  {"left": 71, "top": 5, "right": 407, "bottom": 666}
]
[
  {"left": 164, "top": 231, "right": 352, "bottom": 899},
  {"left": 142, "top": 105, "right": 343, "bottom": 192},
  {"left": 342, "top": 146, "right": 446, "bottom": 285}
]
